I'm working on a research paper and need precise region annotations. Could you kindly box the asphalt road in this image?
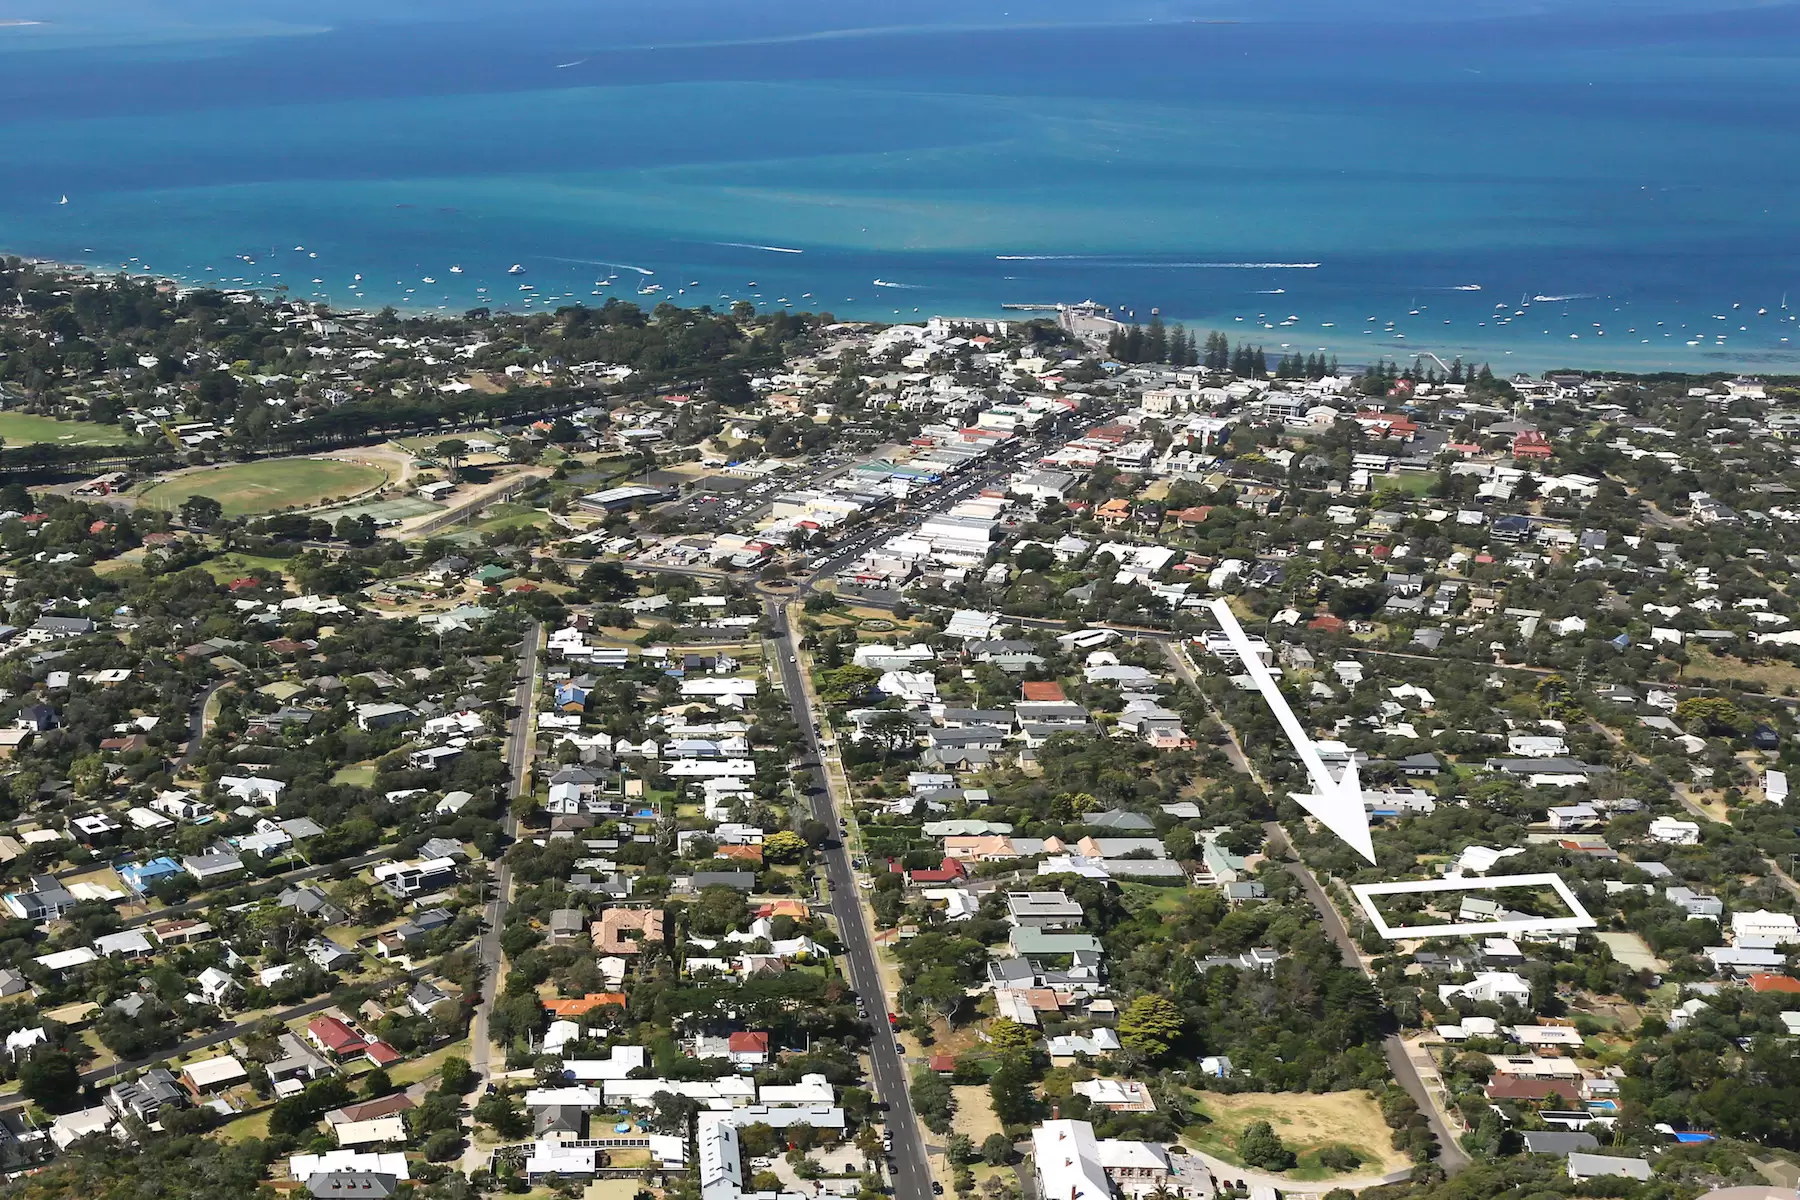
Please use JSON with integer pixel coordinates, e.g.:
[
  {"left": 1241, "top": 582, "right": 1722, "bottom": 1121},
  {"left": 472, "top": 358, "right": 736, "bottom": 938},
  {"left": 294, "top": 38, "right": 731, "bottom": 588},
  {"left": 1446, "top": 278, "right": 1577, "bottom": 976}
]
[
  {"left": 470, "top": 619, "right": 539, "bottom": 1088},
  {"left": 765, "top": 598, "right": 933, "bottom": 1200},
  {"left": 1265, "top": 825, "right": 1471, "bottom": 1175}
]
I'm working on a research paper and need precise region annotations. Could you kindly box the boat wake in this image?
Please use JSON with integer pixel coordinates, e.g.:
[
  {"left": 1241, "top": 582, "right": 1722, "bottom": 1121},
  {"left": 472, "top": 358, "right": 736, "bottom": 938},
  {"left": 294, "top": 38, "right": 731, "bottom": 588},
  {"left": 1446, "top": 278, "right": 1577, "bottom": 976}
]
[
  {"left": 872, "top": 278, "right": 922, "bottom": 289},
  {"left": 1533, "top": 293, "right": 1592, "bottom": 302},
  {"left": 717, "top": 242, "right": 804, "bottom": 254},
  {"left": 543, "top": 256, "right": 656, "bottom": 275},
  {"left": 996, "top": 255, "right": 1320, "bottom": 269}
]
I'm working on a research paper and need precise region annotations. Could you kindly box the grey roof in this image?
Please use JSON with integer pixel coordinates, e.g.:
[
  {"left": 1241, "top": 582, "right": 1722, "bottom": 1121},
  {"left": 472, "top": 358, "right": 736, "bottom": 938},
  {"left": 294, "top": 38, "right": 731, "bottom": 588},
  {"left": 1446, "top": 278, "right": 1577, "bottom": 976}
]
[
  {"left": 1085, "top": 809, "right": 1154, "bottom": 831},
  {"left": 1523, "top": 1131, "right": 1598, "bottom": 1155},
  {"left": 309, "top": 1174, "right": 400, "bottom": 1199},
  {"left": 1567, "top": 1153, "right": 1652, "bottom": 1180}
]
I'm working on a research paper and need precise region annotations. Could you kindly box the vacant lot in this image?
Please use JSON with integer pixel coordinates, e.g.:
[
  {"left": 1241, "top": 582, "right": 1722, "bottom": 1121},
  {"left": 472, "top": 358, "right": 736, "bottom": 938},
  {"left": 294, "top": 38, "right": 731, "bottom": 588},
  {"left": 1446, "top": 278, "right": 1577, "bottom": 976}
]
[
  {"left": 951, "top": 1085, "right": 1005, "bottom": 1143},
  {"left": 137, "top": 458, "right": 389, "bottom": 517},
  {"left": 1185, "top": 1090, "right": 1406, "bottom": 1181},
  {"left": 0, "top": 411, "right": 132, "bottom": 445},
  {"left": 1685, "top": 647, "right": 1800, "bottom": 695}
]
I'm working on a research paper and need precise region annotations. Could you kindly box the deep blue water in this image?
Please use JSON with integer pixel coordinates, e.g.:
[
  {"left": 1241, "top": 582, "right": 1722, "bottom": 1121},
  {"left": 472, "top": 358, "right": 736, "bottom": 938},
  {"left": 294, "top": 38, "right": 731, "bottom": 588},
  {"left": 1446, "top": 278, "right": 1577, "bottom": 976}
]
[{"left": 3, "top": 0, "right": 1800, "bottom": 371}]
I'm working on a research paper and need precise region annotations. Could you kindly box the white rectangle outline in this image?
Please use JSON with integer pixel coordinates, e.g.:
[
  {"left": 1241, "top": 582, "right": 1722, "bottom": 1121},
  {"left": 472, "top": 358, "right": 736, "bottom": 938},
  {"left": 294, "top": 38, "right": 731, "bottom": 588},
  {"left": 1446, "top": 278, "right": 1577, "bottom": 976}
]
[{"left": 1351, "top": 872, "right": 1596, "bottom": 939}]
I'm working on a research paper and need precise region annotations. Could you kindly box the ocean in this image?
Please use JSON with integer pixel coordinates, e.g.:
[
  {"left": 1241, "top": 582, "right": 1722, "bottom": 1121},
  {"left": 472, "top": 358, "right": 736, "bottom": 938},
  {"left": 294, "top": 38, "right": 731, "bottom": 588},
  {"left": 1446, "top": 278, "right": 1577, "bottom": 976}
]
[{"left": 2, "top": 0, "right": 1799, "bottom": 372}]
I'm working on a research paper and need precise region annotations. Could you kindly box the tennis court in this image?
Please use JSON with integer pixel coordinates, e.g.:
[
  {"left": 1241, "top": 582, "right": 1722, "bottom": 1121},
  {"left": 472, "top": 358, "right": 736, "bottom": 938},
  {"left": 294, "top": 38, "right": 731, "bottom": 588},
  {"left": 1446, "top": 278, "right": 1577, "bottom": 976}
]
[{"left": 314, "top": 495, "right": 443, "bottom": 525}]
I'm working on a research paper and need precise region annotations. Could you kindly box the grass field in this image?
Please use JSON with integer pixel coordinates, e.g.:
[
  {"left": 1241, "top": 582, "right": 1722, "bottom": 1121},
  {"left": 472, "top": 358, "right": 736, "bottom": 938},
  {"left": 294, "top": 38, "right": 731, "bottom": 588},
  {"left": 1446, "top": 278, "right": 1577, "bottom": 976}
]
[
  {"left": 1184, "top": 1090, "right": 1406, "bottom": 1181},
  {"left": 199, "top": 551, "right": 294, "bottom": 582},
  {"left": 137, "top": 458, "right": 390, "bottom": 517},
  {"left": 332, "top": 762, "right": 377, "bottom": 788},
  {"left": 0, "top": 411, "right": 132, "bottom": 446},
  {"left": 1685, "top": 646, "right": 1800, "bottom": 694}
]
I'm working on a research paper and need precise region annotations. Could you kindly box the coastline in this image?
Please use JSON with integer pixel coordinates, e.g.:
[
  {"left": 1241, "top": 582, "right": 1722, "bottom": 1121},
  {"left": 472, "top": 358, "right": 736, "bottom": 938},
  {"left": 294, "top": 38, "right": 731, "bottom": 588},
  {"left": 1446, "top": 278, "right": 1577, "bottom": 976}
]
[{"left": 5, "top": 246, "right": 1792, "bottom": 379}]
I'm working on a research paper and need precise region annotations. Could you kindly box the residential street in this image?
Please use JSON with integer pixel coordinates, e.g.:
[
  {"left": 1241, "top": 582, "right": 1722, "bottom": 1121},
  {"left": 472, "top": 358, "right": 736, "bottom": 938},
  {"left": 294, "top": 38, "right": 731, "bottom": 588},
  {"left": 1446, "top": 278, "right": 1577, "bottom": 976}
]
[
  {"left": 766, "top": 597, "right": 934, "bottom": 1200},
  {"left": 470, "top": 619, "right": 540, "bottom": 1089}
]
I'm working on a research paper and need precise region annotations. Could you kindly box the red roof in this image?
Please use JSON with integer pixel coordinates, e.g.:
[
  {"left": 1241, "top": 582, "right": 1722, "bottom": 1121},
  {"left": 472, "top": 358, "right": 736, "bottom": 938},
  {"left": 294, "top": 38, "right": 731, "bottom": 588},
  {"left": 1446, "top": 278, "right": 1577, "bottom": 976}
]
[
  {"left": 308, "top": 1016, "right": 367, "bottom": 1055},
  {"left": 1484, "top": 1076, "right": 1581, "bottom": 1103},
  {"left": 728, "top": 1032, "right": 770, "bottom": 1054},
  {"left": 1751, "top": 973, "right": 1800, "bottom": 993},
  {"left": 1309, "top": 614, "right": 1347, "bottom": 633},
  {"left": 928, "top": 1054, "right": 957, "bottom": 1073},
  {"left": 363, "top": 1040, "right": 404, "bottom": 1066},
  {"left": 228, "top": 577, "right": 260, "bottom": 591},
  {"left": 1020, "top": 681, "right": 1067, "bottom": 702},
  {"left": 88, "top": 520, "right": 110, "bottom": 534},
  {"left": 909, "top": 857, "right": 967, "bottom": 885}
]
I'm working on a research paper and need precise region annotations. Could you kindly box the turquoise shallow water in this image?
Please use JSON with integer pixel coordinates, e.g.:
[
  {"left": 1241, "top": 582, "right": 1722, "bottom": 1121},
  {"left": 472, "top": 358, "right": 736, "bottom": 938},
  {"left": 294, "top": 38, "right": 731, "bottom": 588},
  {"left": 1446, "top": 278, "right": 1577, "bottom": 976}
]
[{"left": 3, "top": 0, "right": 1800, "bottom": 370}]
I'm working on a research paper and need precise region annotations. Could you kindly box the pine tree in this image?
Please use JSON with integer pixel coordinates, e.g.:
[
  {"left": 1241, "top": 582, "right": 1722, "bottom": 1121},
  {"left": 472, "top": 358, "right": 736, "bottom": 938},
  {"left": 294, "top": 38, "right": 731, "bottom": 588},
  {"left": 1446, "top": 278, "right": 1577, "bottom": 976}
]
[
  {"left": 1145, "top": 314, "right": 1167, "bottom": 363},
  {"left": 1106, "top": 328, "right": 1123, "bottom": 360},
  {"left": 1124, "top": 323, "right": 1145, "bottom": 362},
  {"left": 1253, "top": 346, "right": 1267, "bottom": 376}
]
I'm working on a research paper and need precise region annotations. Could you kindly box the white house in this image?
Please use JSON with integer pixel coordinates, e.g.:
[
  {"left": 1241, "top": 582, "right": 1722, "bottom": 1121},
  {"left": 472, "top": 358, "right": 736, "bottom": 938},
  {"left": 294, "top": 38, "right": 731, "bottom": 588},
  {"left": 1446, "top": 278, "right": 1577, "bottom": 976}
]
[
  {"left": 1438, "top": 971, "right": 1532, "bottom": 1007},
  {"left": 1732, "top": 909, "right": 1800, "bottom": 949},
  {"left": 1649, "top": 816, "right": 1702, "bottom": 845}
]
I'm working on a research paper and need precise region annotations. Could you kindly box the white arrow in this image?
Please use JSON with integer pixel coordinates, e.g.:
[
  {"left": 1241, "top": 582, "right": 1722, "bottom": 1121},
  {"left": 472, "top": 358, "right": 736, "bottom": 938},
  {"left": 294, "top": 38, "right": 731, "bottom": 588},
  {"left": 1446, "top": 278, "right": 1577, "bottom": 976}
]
[{"left": 1206, "top": 599, "right": 1377, "bottom": 863}]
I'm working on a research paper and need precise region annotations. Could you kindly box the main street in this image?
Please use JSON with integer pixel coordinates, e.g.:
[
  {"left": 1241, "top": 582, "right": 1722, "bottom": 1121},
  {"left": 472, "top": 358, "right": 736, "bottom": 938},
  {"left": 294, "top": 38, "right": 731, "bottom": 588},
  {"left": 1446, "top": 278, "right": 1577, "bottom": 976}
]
[
  {"left": 470, "top": 619, "right": 541, "bottom": 1088},
  {"left": 765, "top": 597, "right": 934, "bottom": 1200}
]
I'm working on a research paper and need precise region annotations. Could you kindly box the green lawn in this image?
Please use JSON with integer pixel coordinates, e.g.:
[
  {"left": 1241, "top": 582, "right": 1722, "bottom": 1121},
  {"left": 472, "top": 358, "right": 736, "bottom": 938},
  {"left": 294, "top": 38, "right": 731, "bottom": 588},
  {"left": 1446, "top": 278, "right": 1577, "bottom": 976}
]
[
  {"left": 199, "top": 552, "right": 294, "bottom": 582},
  {"left": 215, "top": 1106, "right": 273, "bottom": 1143},
  {"left": 389, "top": 1039, "right": 470, "bottom": 1087},
  {"left": 332, "top": 762, "right": 377, "bottom": 788},
  {"left": 0, "top": 411, "right": 133, "bottom": 446},
  {"left": 136, "top": 458, "right": 390, "bottom": 518}
]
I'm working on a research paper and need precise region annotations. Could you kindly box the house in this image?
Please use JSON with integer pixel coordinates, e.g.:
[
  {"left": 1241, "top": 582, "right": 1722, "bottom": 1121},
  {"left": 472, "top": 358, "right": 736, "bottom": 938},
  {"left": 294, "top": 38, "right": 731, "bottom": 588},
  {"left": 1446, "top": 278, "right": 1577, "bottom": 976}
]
[
  {"left": 181, "top": 1054, "right": 248, "bottom": 1093},
  {"left": 1045, "top": 1029, "right": 1122, "bottom": 1058},
  {"left": 3, "top": 876, "right": 77, "bottom": 922},
  {"left": 1521, "top": 1131, "right": 1598, "bottom": 1155},
  {"left": 1566, "top": 1154, "right": 1652, "bottom": 1182},
  {"left": 1649, "top": 816, "right": 1702, "bottom": 845},
  {"left": 354, "top": 702, "right": 416, "bottom": 732},
  {"left": 372, "top": 857, "right": 457, "bottom": 899},
  {"left": 1006, "top": 892, "right": 1085, "bottom": 930},
  {"left": 406, "top": 980, "right": 452, "bottom": 1018},
  {"left": 1439, "top": 972, "right": 1531, "bottom": 1007},
  {"left": 197, "top": 966, "right": 240, "bottom": 1007},
  {"left": 306, "top": 1017, "right": 368, "bottom": 1060},
  {"left": 593, "top": 908, "right": 665, "bottom": 955},
  {"left": 324, "top": 1094, "right": 415, "bottom": 1147},
  {"left": 548, "top": 909, "right": 587, "bottom": 945},
  {"left": 183, "top": 851, "right": 246, "bottom": 883},
  {"left": 308, "top": 1174, "right": 402, "bottom": 1200},
  {"left": 1732, "top": 909, "right": 1800, "bottom": 949},
  {"left": 726, "top": 1032, "right": 770, "bottom": 1069},
  {"left": 105, "top": 1068, "right": 185, "bottom": 1124},
  {"left": 1071, "top": 1079, "right": 1156, "bottom": 1112}
]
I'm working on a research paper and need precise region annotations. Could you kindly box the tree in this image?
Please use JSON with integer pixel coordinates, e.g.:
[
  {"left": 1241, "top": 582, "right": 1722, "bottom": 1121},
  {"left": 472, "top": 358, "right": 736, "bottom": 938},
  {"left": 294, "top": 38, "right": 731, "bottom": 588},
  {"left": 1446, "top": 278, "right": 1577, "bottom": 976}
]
[
  {"left": 762, "top": 830, "right": 809, "bottom": 864},
  {"left": 1237, "top": 1121, "right": 1296, "bottom": 1171},
  {"left": 436, "top": 438, "right": 470, "bottom": 480},
  {"left": 1676, "top": 696, "right": 1750, "bottom": 739},
  {"left": 474, "top": 1088, "right": 531, "bottom": 1139},
  {"left": 179, "top": 494, "right": 223, "bottom": 529},
  {"left": 19, "top": 1051, "right": 81, "bottom": 1112},
  {"left": 981, "top": 1133, "right": 1014, "bottom": 1166},
  {"left": 1117, "top": 994, "right": 1184, "bottom": 1061},
  {"left": 362, "top": 1068, "right": 394, "bottom": 1097},
  {"left": 437, "top": 1055, "right": 474, "bottom": 1094},
  {"left": 986, "top": 1018, "right": 1037, "bottom": 1059}
]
